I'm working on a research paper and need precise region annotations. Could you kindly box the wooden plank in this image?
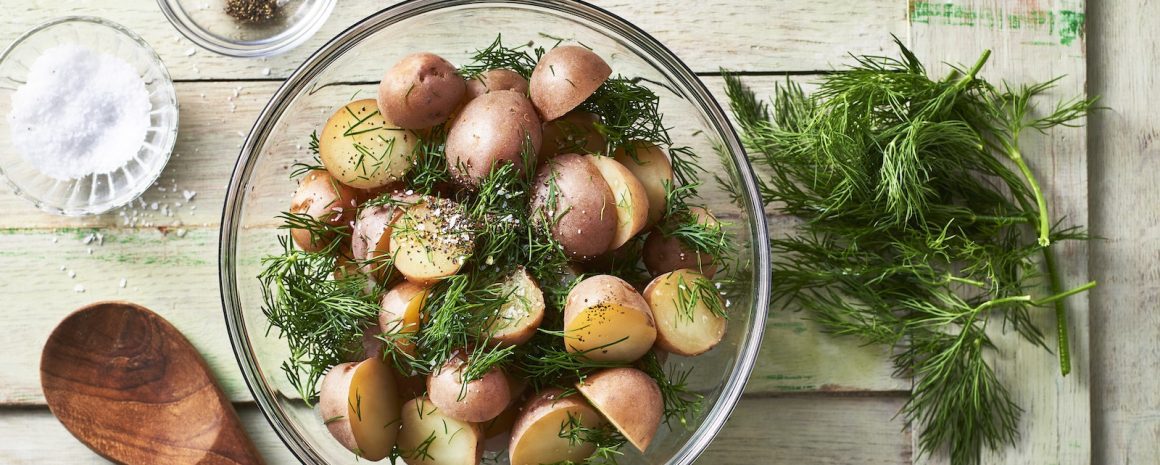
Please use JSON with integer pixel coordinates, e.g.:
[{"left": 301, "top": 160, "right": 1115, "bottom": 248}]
[
  {"left": 908, "top": 1, "right": 1090, "bottom": 464},
  {"left": 0, "top": 1, "right": 905, "bottom": 79},
  {"left": 1085, "top": 1, "right": 1160, "bottom": 464},
  {"left": 0, "top": 396, "right": 911, "bottom": 464}
]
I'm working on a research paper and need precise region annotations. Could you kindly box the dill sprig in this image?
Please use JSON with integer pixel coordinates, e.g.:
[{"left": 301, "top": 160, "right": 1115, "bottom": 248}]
[
  {"left": 458, "top": 34, "right": 541, "bottom": 80},
  {"left": 578, "top": 76, "right": 671, "bottom": 154},
  {"left": 724, "top": 38, "right": 1096, "bottom": 465},
  {"left": 549, "top": 411, "right": 628, "bottom": 465},
  {"left": 638, "top": 351, "right": 704, "bottom": 429}
]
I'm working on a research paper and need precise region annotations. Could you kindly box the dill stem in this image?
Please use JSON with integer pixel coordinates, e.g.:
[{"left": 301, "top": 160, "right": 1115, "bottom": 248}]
[
  {"left": 1041, "top": 247, "right": 1071, "bottom": 376},
  {"left": 950, "top": 49, "right": 991, "bottom": 90},
  {"left": 1007, "top": 145, "right": 1052, "bottom": 246}
]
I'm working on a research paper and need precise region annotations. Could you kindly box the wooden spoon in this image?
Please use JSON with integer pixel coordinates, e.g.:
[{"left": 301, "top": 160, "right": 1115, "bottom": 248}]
[{"left": 40, "top": 301, "right": 264, "bottom": 465}]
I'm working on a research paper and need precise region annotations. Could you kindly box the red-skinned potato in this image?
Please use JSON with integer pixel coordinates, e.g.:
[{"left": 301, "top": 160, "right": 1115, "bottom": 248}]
[
  {"left": 465, "top": 69, "right": 529, "bottom": 100},
  {"left": 643, "top": 269, "right": 727, "bottom": 356},
  {"left": 587, "top": 155, "right": 650, "bottom": 250},
  {"left": 530, "top": 153, "right": 618, "bottom": 259},
  {"left": 530, "top": 46, "right": 611, "bottom": 121},
  {"left": 613, "top": 142, "right": 673, "bottom": 227},
  {"left": 319, "top": 358, "right": 402, "bottom": 461},
  {"left": 509, "top": 389, "right": 604, "bottom": 465},
  {"left": 289, "top": 169, "right": 357, "bottom": 252},
  {"left": 389, "top": 197, "right": 475, "bottom": 284},
  {"left": 643, "top": 206, "right": 720, "bottom": 278},
  {"left": 319, "top": 99, "right": 417, "bottom": 189},
  {"left": 485, "top": 267, "right": 546, "bottom": 346},
  {"left": 397, "top": 397, "right": 483, "bottom": 465},
  {"left": 377, "top": 53, "right": 466, "bottom": 129},
  {"left": 445, "top": 90, "right": 543, "bottom": 188},
  {"left": 427, "top": 350, "right": 511, "bottom": 423},
  {"left": 378, "top": 281, "right": 430, "bottom": 357},
  {"left": 539, "top": 111, "right": 606, "bottom": 159},
  {"left": 350, "top": 194, "right": 421, "bottom": 277},
  {"left": 563, "top": 275, "right": 657, "bottom": 362},
  {"left": 576, "top": 367, "right": 663, "bottom": 451}
]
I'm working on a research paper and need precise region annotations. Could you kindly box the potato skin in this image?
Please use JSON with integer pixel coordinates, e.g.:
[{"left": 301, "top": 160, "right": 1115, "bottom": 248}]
[
  {"left": 465, "top": 69, "right": 529, "bottom": 100},
  {"left": 530, "top": 153, "right": 618, "bottom": 259},
  {"left": 350, "top": 194, "right": 421, "bottom": 277},
  {"left": 576, "top": 367, "right": 663, "bottom": 451},
  {"left": 377, "top": 52, "right": 466, "bottom": 129},
  {"left": 613, "top": 142, "right": 673, "bottom": 227},
  {"left": 563, "top": 275, "right": 657, "bottom": 362},
  {"left": 378, "top": 281, "right": 430, "bottom": 357},
  {"left": 445, "top": 90, "right": 543, "bottom": 188},
  {"left": 319, "top": 358, "right": 402, "bottom": 461},
  {"left": 530, "top": 46, "right": 611, "bottom": 121},
  {"left": 643, "top": 207, "right": 720, "bottom": 278},
  {"left": 539, "top": 111, "right": 606, "bottom": 159},
  {"left": 289, "top": 170, "right": 358, "bottom": 252},
  {"left": 427, "top": 351, "right": 511, "bottom": 423}
]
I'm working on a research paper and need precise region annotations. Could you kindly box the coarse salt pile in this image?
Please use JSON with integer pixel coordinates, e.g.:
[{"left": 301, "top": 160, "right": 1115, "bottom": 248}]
[{"left": 7, "top": 44, "right": 150, "bottom": 180}]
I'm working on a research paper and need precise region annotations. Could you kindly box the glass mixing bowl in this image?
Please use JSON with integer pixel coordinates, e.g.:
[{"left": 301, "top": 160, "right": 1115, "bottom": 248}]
[
  {"left": 157, "top": 0, "right": 336, "bottom": 57},
  {"left": 219, "top": 1, "right": 771, "bottom": 463}
]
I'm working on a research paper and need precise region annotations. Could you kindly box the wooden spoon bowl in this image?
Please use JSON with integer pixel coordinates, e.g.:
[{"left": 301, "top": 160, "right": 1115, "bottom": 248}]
[{"left": 40, "top": 301, "right": 263, "bottom": 465}]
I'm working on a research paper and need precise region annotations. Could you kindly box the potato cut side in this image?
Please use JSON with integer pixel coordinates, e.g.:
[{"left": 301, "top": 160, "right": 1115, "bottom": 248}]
[
  {"left": 427, "top": 352, "right": 511, "bottom": 423},
  {"left": 563, "top": 275, "right": 657, "bottom": 362},
  {"left": 486, "top": 267, "right": 546, "bottom": 346},
  {"left": 643, "top": 269, "right": 727, "bottom": 356},
  {"left": 509, "top": 389, "right": 604, "bottom": 465},
  {"left": 397, "top": 397, "right": 482, "bottom": 465},
  {"left": 587, "top": 155, "right": 650, "bottom": 249},
  {"left": 319, "top": 99, "right": 418, "bottom": 189},
  {"left": 576, "top": 367, "right": 663, "bottom": 451},
  {"left": 389, "top": 197, "right": 474, "bottom": 284},
  {"left": 378, "top": 281, "right": 430, "bottom": 357},
  {"left": 613, "top": 142, "right": 672, "bottom": 228},
  {"left": 319, "top": 358, "right": 402, "bottom": 461}
]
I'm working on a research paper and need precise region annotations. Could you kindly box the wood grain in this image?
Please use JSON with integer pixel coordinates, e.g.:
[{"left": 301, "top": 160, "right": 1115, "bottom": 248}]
[
  {"left": 908, "top": 1, "right": 1090, "bottom": 464},
  {"left": 40, "top": 302, "right": 262, "bottom": 465}
]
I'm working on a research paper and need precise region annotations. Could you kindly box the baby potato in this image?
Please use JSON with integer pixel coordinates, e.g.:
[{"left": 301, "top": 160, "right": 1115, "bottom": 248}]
[
  {"left": 378, "top": 52, "right": 466, "bottom": 129},
  {"left": 529, "top": 153, "right": 618, "bottom": 259},
  {"left": 445, "top": 90, "right": 543, "bottom": 188},
  {"left": 613, "top": 142, "right": 673, "bottom": 227},
  {"left": 563, "top": 275, "right": 657, "bottom": 362},
  {"left": 389, "top": 197, "right": 474, "bottom": 284},
  {"left": 485, "top": 267, "right": 546, "bottom": 346},
  {"left": 643, "top": 269, "right": 727, "bottom": 356},
  {"left": 465, "top": 69, "right": 529, "bottom": 100},
  {"left": 530, "top": 45, "right": 611, "bottom": 121},
  {"left": 576, "top": 367, "right": 663, "bottom": 451},
  {"left": 351, "top": 194, "right": 421, "bottom": 277},
  {"left": 427, "top": 351, "right": 511, "bottom": 423},
  {"left": 289, "top": 169, "right": 358, "bottom": 253},
  {"left": 319, "top": 99, "right": 418, "bottom": 189},
  {"left": 539, "top": 111, "right": 606, "bottom": 159},
  {"left": 509, "top": 389, "right": 604, "bottom": 465},
  {"left": 397, "top": 397, "right": 483, "bottom": 465},
  {"left": 643, "top": 206, "right": 720, "bottom": 278},
  {"left": 319, "top": 358, "right": 402, "bottom": 461},
  {"left": 587, "top": 155, "right": 650, "bottom": 250},
  {"left": 378, "top": 281, "right": 430, "bottom": 357}
]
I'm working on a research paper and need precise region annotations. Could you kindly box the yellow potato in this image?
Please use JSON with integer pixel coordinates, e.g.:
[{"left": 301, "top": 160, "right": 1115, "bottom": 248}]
[
  {"left": 397, "top": 397, "right": 482, "bottom": 465},
  {"left": 389, "top": 197, "right": 474, "bottom": 284},
  {"left": 351, "top": 194, "right": 420, "bottom": 277},
  {"left": 486, "top": 267, "right": 546, "bottom": 346},
  {"left": 587, "top": 155, "right": 650, "bottom": 250},
  {"left": 319, "top": 99, "right": 418, "bottom": 189},
  {"left": 378, "top": 281, "right": 430, "bottom": 357},
  {"left": 613, "top": 142, "right": 673, "bottom": 227},
  {"left": 509, "top": 389, "right": 604, "bottom": 465},
  {"left": 427, "top": 351, "right": 511, "bottom": 423},
  {"left": 319, "top": 358, "right": 402, "bottom": 461},
  {"left": 563, "top": 275, "right": 657, "bottom": 362},
  {"left": 642, "top": 269, "right": 727, "bottom": 356},
  {"left": 576, "top": 367, "right": 663, "bottom": 451}
]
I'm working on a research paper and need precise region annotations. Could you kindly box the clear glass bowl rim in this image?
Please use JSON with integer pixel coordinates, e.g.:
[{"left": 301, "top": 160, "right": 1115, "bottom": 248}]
[
  {"left": 218, "top": 1, "right": 772, "bottom": 463},
  {"left": 156, "top": 0, "right": 337, "bottom": 57},
  {"left": 0, "top": 15, "right": 177, "bottom": 216}
]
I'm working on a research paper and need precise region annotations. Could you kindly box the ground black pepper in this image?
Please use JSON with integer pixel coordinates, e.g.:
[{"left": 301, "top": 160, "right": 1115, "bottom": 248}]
[{"left": 225, "top": 0, "right": 278, "bottom": 24}]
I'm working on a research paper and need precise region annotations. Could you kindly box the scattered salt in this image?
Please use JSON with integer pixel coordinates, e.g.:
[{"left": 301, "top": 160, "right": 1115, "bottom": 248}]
[
  {"left": 74, "top": 284, "right": 86, "bottom": 293},
  {"left": 184, "top": 47, "right": 197, "bottom": 57},
  {"left": 261, "top": 67, "right": 271, "bottom": 76},
  {"left": 68, "top": 270, "right": 76, "bottom": 279},
  {"left": 182, "top": 190, "right": 197, "bottom": 201},
  {"left": 119, "top": 278, "right": 128, "bottom": 288},
  {"left": 7, "top": 45, "right": 149, "bottom": 180}
]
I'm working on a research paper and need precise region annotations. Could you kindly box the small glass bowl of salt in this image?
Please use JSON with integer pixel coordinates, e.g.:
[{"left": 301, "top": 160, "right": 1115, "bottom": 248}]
[{"left": 0, "top": 16, "right": 178, "bottom": 216}]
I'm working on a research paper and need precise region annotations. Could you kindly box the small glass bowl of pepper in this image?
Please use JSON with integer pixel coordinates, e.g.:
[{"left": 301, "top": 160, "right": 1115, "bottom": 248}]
[{"left": 157, "top": 0, "right": 336, "bottom": 57}]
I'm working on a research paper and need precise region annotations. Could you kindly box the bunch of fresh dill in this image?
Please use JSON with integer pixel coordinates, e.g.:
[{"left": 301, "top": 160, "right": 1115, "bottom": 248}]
[{"left": 724, "top": 38, "right": 1096, "bottom": 465}]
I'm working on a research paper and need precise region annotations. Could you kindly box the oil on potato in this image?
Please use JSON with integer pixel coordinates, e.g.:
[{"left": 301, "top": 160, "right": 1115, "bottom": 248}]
[
  {"left": 289, "top": 169, "right": 357, "bottom": 253},
  {"left": 378, "top": 281, "right": 430, "bottom": 357},
  {"left": 530, "top": 153, "right": 618, "bottom": 259},
  {"left": 319, "top": 99, "right": 417, "bottom": 189},
  {"left": 485, "top": 267, "right": 546, "bottom": 346},
  {"left": 377, "top": 52, "right": 466, "bottom": 130},
  {"left": 563, "top": 275, "right": 657, "bottom": 362},
  {"left": 445, "top": 90, "right": 542, "bottom": 188}
]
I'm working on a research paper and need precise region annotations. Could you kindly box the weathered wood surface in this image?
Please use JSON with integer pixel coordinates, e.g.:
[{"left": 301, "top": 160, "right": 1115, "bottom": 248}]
[{"left": 908, "top": 1, "right": 1090, "bottom": 464}]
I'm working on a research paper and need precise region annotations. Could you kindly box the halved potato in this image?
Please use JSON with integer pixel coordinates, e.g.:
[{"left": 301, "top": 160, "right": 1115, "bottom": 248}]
[
  {"left": 509, "top": 388, "right": 604, "bottom": 465},
  {"left": 319, "top": 358, "right": 402, "bottom": 461},
  {"left": 319, "top": 99, "right": 417, "bottom": 189},
  {"left": 378, "top": 281, "right": 430, "bottom": 357},
  {"left": 530, "top": 46, "right": 611, "bottom": 121},
  {"left": 397, "top": 397, "right": 483, "bottom": 465},
  {"left": 289, "top": 169, "right": 358, "bottom": 252},
  {"left": 485, "top": 267, "right": 546, "bottom": 346},
  {"left": 613, "top": 142, "right": 673, "bottom": 227},
  {"left": 643, "top": 269, "right": 727, "bottom": 356},
  {"left": 389, "top": 197, "right": 474, "bottom": 283},
  {"left": 576, "top": 367, "right": 663, "bottom": 451},
  {"left": 529, "top": 153, "right": 618, "bottom": 259},
  {"left": 351, "top": 195, "right": 420, "bottom": 277},
  {"left": 539, "top": 111, "right": 606, "bottom": 159},
  {"left": 587, "top": 155, "right": 650, "bottom": 250},
  {"left": 426, "top": 351, "right": 511, "bottom": 423},
  {"left": 563, "top": 275, "right": 657, "bottom": 362},
  {"left": 642, "top": 207, "right": 720, "bottom": 278}
]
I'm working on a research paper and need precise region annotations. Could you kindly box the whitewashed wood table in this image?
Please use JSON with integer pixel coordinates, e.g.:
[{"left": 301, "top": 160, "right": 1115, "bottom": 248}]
[{"left": 2, "top": 1, "right": 1155, "bottom": 464}]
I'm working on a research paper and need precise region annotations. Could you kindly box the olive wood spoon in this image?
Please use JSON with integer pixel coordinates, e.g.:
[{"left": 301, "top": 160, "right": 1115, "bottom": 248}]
[{"left": 40, "top": 301, "right": 264, "bottom": 465}]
